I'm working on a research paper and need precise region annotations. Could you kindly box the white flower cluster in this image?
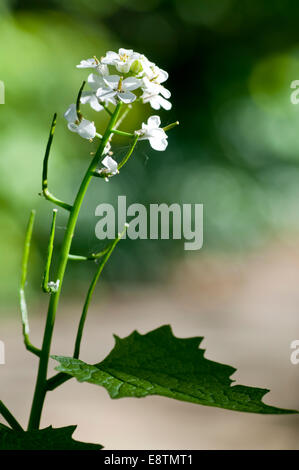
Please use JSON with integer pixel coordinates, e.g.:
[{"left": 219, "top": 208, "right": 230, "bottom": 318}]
[
  {"left": 64, "top": 48, "right": 174, "bottom": 180},
  {"left": 77, "top": 48, "right": 172, "bottom": 111}
]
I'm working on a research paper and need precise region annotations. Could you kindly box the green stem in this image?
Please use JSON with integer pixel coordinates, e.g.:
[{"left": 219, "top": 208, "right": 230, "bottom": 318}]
[
  {"left": 46, "top": 227, "right": 128, "bottom": 391},
  {"left": 0, "top": 401, "right": 24, "bottom": 431},
  {"left": 68, "top": 254, "right": 93, "bottom": 261},
  {"left": 28, "top": 102, "right": 123, "bottom": 431},
  {"left": 68, "top": 246, "right": 110, "bottom": 261},
  {"left": 118, "top": 135, "right": 139, "bottom": 170},
  {"left": 20, "top": 210, "right": 41, "bottom": 357},
  {"left": 73, "top": 228, "right": 127, "bottom": 359},
  {"left": 101, "top": 102, "right": 113, "bottom": 116},
  {"left": 114, "top": 104, "right": 131, "bottom": 129},
  {"left": 42, "top": 209, "right": 57, "bottom": 293},
  {"left": 46, "top": 371, "right": 70, "bottom": 391},
  {"left": 76, "top": 81, "right": 86, "bottom": 121},
  {"left": 42, "top": 114, "right": 73, "bottom": 212},
  {"left": 112, "top": 129, "right": 134, "bottom": 138},
  {"left": 163, "top": 121, "right": 180, "bottom": 132}
]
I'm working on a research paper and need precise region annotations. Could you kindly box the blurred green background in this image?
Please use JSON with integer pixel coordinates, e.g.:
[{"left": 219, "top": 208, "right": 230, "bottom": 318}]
[{"left": 2, "top": 0, "right": 299, "bottom": 304}]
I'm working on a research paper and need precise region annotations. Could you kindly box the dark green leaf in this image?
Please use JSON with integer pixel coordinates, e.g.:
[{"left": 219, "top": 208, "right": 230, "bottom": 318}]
[
  {"left": 0, "top": 424, "right": 103, "bottom": 450},
  {"left": 53, "top": 325, "right": 298, "bottom": 414}
]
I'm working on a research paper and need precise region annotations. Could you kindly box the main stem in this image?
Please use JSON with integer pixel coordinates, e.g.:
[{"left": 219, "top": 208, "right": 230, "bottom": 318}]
[{"left": 28, "top": 103, "right": 122, "bottom": 430}]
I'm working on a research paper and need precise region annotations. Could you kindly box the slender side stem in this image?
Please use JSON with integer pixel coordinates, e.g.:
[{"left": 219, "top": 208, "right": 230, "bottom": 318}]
[
  {"left": 28, "top": 102, "right": 123, "bottom": 431},
  {"left": 73, "top": 229, "right": 127, "bottom": 359},
  {"left": 76, "top": 81, "right": 86, "bottom": 120},
  {"left": 42, "top": 114, "right": 73, "bottom": 212},
  {"left": 68, "top": 246, "right": 110, "bottom": 261},
  {"left": 163, "top": 121, "right": 179, "bottom": 132},
  {"left": 99, "top": 105, "right": 131, "bottom": 155},
  {"left": 118, "top": 135, "right": 139, "bottom": 170},
  {"left": 101, "top": 102, "right": 113, "bottom": 116},
  {"left": 68, "top": 254, "right": 92, "bottom": 261},
  {"left": 112, "top": 129, "right": 134, "bottom": 138},
  {"left": 46, "top": 371, "right": 70, "bottom": 391},
  {"left": 42, "top": 209, "right": 57, "bottom": 293},
  {"left": 46, "top": 228, "right": 128, "bottom": 391},
  {"left": 20, "top": 210, "right": 41, "bottom": 357},
  {"left": 91, "top": 248, "right": 112, "bottom": 259},
  {"left": 0, "top": 401, "right": 24, "bottom": 431},
  {"left": 114, "top": 105, "right": 131, "bottom": 129}
]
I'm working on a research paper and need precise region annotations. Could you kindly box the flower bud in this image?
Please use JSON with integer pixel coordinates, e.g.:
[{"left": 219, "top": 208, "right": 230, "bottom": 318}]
[{"left": 130, "top": 59, "right": 143, "bottom": 75}]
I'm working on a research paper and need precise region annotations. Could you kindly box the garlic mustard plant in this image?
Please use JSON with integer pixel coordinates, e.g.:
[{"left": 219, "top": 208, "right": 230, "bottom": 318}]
[{"left": 0, "top": 48, "right": 296, "bottom": 451}]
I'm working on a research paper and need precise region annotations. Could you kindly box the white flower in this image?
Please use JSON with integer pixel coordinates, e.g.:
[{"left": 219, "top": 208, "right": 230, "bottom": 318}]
[
  {"left": 99, "top": 155, "right": 119, "bottom": 181},
  {"left": 48, "top": 280, "right": 60, "bottom": 293},
  {"left": 103, "top": 141, "right": 111, "bottom": 155},
  {"left": 77, "top": 58, "right": 99, "bottom": 68},
  {"left": 137, "top": 115, "right": 168, "bottom": 151},
  {"left": 101, "top": 48, "right": 140, "bottom": 73},
  {"left": 80, "top": 92, "right": 103, "bottom": 112},
  {"left": 102, "top": 155, "right": 118, "bottom": 174},
  {"left": 77, "top": 58, "right": 109, "bottom": 76},
  {"left": 81, "top": 73, "right": 116, "bottom": 111},
  {"left": 132, "top": 54, "right": 152, "bottom": 76},
  {"left": 129, "top": 55, "right": 164, "bottom": 81},
  {"left": 141, "top": 91, "right": 172, "bottom": 110},
  {"left": 144, "top": 64, "right": 169, "bottom": 83},
  {"left": 96, "top": 63, "right": 109, "bottom": 76},
  {"left": 141, "top": 67, "right": 171, "bottom": 110},
  {"left": 141, "top": 83, "right": 172, "bottom": 110},
  {"left": 64, "top": 104, "right": 96, "bottom": 140},
  {"left": 96, "top": 75, "right": 141, "bottom": 104}
]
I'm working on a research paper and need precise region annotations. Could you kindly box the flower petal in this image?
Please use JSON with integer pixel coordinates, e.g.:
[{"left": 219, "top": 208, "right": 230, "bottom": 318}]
[
  {"left": 147, "top": 115, "right": 161, "bottom": 129},
  {"left": 82, "top": 92, "right": 103, "bottom": 112},
  {"left": 97, "top": 63, "right": 109, "bottom": 76},
  {"left": 116, "top": 62, "right": 132, "bottom": 74},
  {"left": 122, "top": 77, "right": 142, "bottom": 91},
  {"left": 157, "top": 95, "right": 172, "bottom": 110},
  {"left": 103, "top": 75, "right": 121, "bottom": 89},
  {"left": 96, "top": 88, "right": 117, "bottom": 101},
  {"left": 102, "top": 155, "right": 118, "bottom": 173},
  {"left": 118, "top": 90, "right": 136, "bottom": 103},
  {"left": 76, "top": 58, "right": 98, "bottom": 68},
  {"left": 160, "top": 86, "right": 171, "bottom": 99},
  {"left": 141, "top": 93, "right": 161, "bottom": 109},
  {"left": 77, "top": 119, "right": 96, "bottom": 139},
  {"left": 89, "top": 96, "right": 104, "bottom": 112},
  {"left": 88, "top": 73, "right": 106, "bottom": 91},
  {"left": 67, "top": 122, "right": 78, "bottom": 133},
  {"left": 119, "top": 48, "right": 134, "bottom": 56},
  {"left": 101, "top": 51, "right": 119, "bottom": 64},
  {"left": 149, "top": 135, "right": 168, "bottom": 151},
  {"left": 103, "top": 142, "right": 111, "bottom": 155},
  {"left": 156, "top": 67, "right": 169, "bottom": 83},
  {"left": 64, "top": 104, "right": 78, "bottom": 123},
  {"left": 145, "top": 94, "right": 172, "bottom": 110},
  {"left": 80, "top": 91, "right": 93, "bottom": 104}
]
